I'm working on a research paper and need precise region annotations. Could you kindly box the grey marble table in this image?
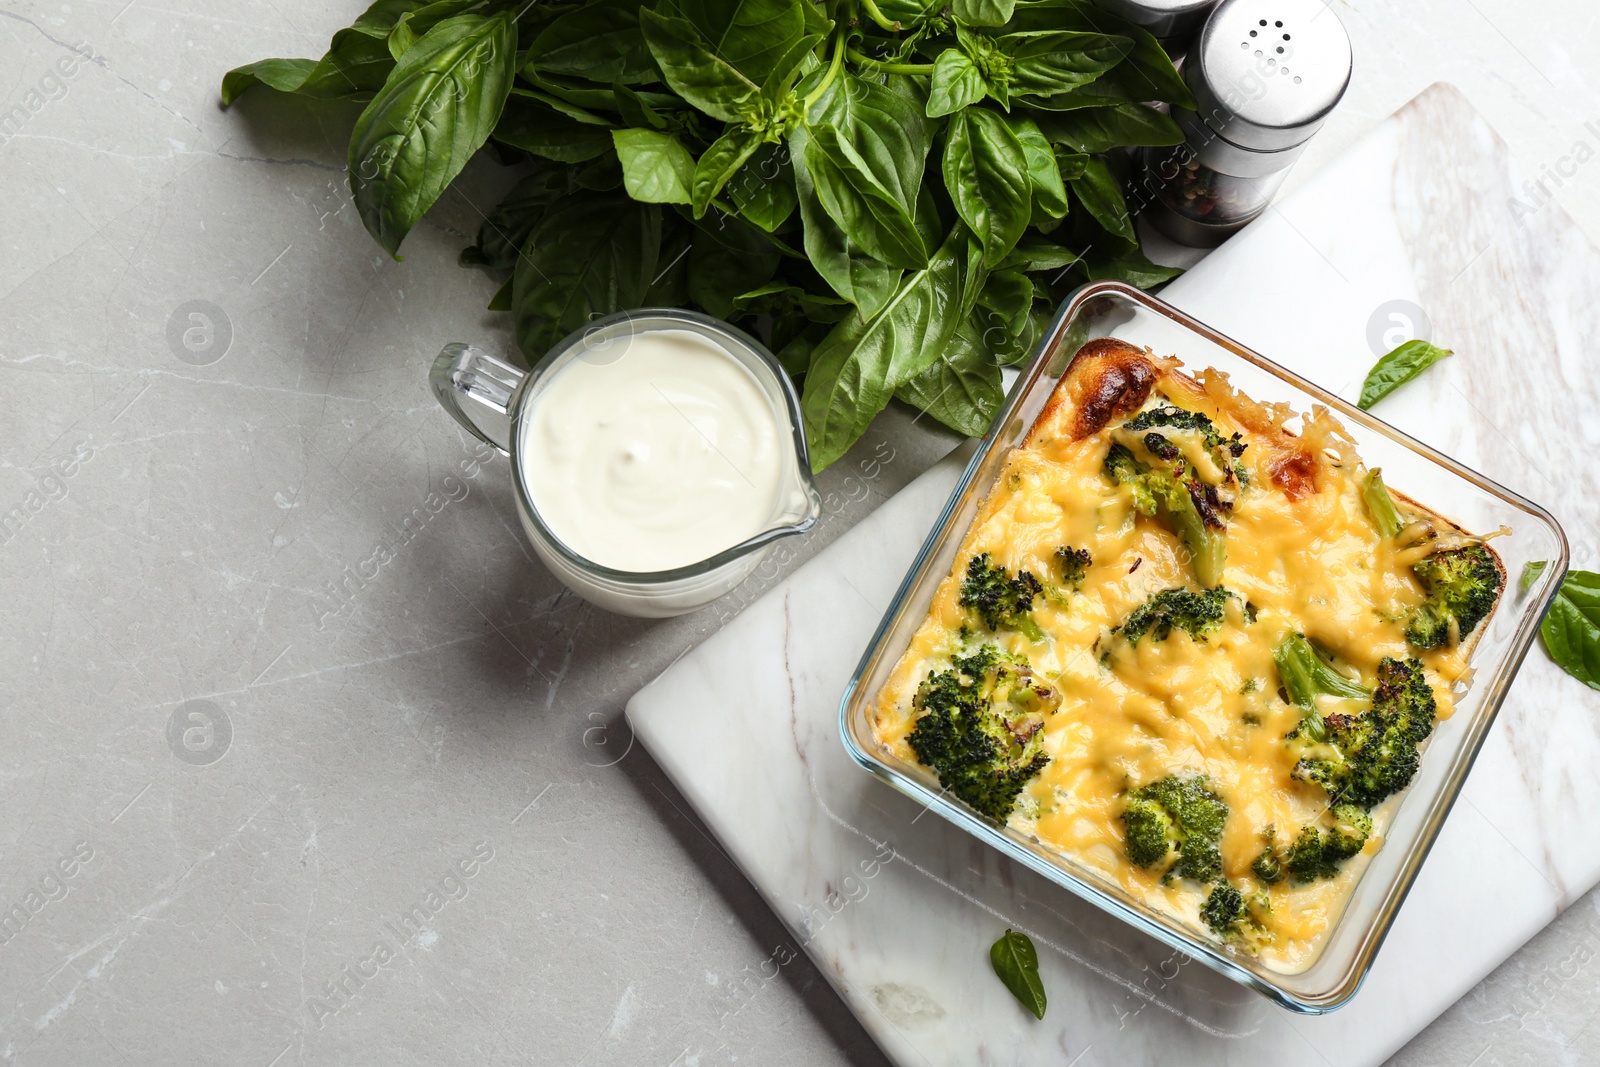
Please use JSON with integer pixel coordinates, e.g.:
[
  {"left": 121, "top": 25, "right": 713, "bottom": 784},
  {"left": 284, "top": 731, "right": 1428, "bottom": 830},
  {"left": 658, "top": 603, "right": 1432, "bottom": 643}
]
[{"left": 0, "top": 1, "right": 1595, "bottom": 1064}]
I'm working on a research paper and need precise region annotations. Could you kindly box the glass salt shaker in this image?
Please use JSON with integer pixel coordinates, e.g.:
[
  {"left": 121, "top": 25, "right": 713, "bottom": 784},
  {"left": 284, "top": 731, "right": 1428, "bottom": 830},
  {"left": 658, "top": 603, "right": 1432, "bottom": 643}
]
[
  {"left": 1138, "top": 0, "right": 1351, "bottom": 247},
  {"left": 1091, "top": 0, "right": 1219, "bottom": 56}
]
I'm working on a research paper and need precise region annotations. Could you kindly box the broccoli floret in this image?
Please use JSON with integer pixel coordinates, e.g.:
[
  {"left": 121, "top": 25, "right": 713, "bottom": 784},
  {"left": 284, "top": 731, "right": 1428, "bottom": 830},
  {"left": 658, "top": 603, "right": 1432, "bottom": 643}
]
[
  {"left": 1289, "top": 657, "right": 1438, "bottom": 808},
  {"left": 1056, "top": 546, "right": 1091, "bottom": 589},
  {"left": 1120, "top": 774, "right": 1229, "bottom": 883},
  {"left": 1251, "top": 845, "right": 1284, "bottom": 885},
  {"left": 1363, "top": 470, "right": 1505, "bottom": 649},
  {"left": 1405, "top": 544, "right": 1505, "bottom": 650},
  {"left": 1118, "top": 587, "right": 1236, "bottom": 645},
  {"left": 1273, "top": 632, "right": 1371, "bottom": 709},
  {"left": 1283, "top": 804, "right": 1372, "bottom": 883},
  {"left": 1362, "top": 469, "right": 1405, "bottom": 539},
  {"left": 959, "top": 553, "right": 1046, "bottom": 641},
  {"left": 1103, "top": 442, "right": 1229, "bottom": 588},
  {"left": 1122, "top": 406, "right": 1247, "bottom": 466},
  {"left": 1201, "top": 883, "right": 1248, "bottom": 934},
  {"left": 907, "top": 645, "right": 1058, "bottom": 822}
]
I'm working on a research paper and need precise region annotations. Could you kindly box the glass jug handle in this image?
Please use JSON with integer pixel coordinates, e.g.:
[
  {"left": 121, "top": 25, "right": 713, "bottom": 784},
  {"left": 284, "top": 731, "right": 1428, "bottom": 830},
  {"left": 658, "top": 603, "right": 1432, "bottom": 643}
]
[{"left": 429, "top": 343, "right": 525, "bottom": 455}]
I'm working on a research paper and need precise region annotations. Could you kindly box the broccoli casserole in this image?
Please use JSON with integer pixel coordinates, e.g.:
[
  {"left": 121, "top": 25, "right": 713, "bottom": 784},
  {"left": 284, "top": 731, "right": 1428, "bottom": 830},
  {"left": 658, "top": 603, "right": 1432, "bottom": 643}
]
[{"left": 868, "top": 338, "right": 1506, "bottom": 972}]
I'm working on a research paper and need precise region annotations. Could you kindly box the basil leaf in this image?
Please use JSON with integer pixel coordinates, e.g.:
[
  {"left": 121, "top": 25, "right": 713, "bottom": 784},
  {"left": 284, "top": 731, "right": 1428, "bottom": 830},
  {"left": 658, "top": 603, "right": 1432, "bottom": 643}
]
[
  {"left": 790, "top": 124, "right": 903, "bottom": 317},
  {"left": 943, "top": 107, "right": 1031, "bottom": 268},
  {"left": 953, "top": 0, "right": 1016, "bottom": 29},
  {"left": 645, "top": 212, "right": 694, "bottom": 305},
  {"left": 801, "top": 224, "right": 983, "bottom": 470},
  {"left": 1537, "top": 569, "right": 1600, "bottom": 691},
  {"left": 459, "top": 167, "right": 566, "bottom": 270},
  {"left": 1005, "top": 0, "right": 1192, "bottom": 107},
  {"left": 1003, "top": 31, "right": 1130, "bottom": 98},
  {"left": 221, "top": 0, "right": 431, "bottom": 105},
  {"left": 928, "top": 49, "right": 988, "bottom": 118},
  {"left": 511, "top": 192, "right": 661, "bottom": 358},
  {"left": 493, "top": 93, "right": 615, "bottom": 162},
  {"left": 1053, "top": 149, "right": 1088, "bottom": 180},
  {"left": 349, "top": 12, "right": 518, "bottom": 256},
  {"left": 1068, "top": 155, "right": 1134, "bottom": 244},
  {"left": 1357, "top": 340, "right": 1454, "bottom": 410},
  {"left": 1000, "top": 235, "right": 1080, "bottom": 272},
  {"left": 687, "top": 211, "right": 782, "bottom": 317},
  {"left": 613, "top": 128, "right": 697, "bottom": 204},
  {"left": 486, "top": 276, "right": 513, "bottom": 311},
  {"left": 806, "top": 124, "right": 928, "bottom": 269},
  {"left": 810, "top": 74, "right": 930, "bottom": 216},
  {"left": 1084, "top": 246, "right": 1181, "bottom": 287},
  {"left": 1007, "top": 114, "right": 1067, "bottom": 224},
  {"left": 614, "top": 83, "right": 672, "bottom": 130},
  {"left": 692, "top": 126, "right": 764, "bottom": 216},
  {"left": 990, "top": 928, "right": 1047, "bottom": 1019},
  {"left": 639, "top": 8, "right": 760, "bottom": 123},
  {"left": 731, "top": 283, "right": 852, "bottom": 322},
  {"left": 726, "top": 141, "right": 799, "bottom": 231},
  {"left": 977, "top": 268, "right": 1032, "bottom": 333},
  {"left": 389, "top": 1, "right": 478, "bottom": 61},
  {"left": 1032, "top": 102, "right": 1182, "bottom": 152},
  {"left": 526, "top": 0, "right": 659, "bottom": 85},
  {"left": 895, "top": 315, "right": 1004, "bottom": 436},
  {"left": 1523, "top": 560, "right": 1549, "bottom": 593},
  {"left": 673, "top": 0, "right": 810, "bottom": 85}
]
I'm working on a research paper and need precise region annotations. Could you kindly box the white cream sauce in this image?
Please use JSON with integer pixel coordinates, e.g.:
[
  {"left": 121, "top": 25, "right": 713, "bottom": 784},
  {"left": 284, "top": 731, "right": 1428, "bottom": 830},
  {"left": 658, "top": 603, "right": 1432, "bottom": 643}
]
[{"left": 520, "top": 329, "right": 786, "bottom": 572}]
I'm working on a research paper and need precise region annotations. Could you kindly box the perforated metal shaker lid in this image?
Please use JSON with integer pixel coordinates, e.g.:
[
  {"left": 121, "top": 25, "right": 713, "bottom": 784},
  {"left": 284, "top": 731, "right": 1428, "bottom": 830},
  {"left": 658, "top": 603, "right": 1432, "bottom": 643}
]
[
  {"left": 1091, "top": 0, "right": 1217, "bottom": 39},
  {"left": 1184, "top": 0, "right": 1351, "bottom": 153}
]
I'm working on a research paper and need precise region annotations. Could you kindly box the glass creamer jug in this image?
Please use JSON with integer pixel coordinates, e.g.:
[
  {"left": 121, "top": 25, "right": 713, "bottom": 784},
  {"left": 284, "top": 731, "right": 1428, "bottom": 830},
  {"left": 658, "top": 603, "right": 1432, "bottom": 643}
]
[{"left": 430, "top": 309, "right": 821, "bottom": 618}]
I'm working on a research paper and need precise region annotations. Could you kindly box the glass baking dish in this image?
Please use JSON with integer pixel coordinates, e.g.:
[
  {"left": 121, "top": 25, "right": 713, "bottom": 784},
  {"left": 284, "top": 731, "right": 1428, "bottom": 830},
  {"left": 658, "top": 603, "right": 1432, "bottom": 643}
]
[{"left": 837, "top": 280, "right": 1569, "bottom": 1013}]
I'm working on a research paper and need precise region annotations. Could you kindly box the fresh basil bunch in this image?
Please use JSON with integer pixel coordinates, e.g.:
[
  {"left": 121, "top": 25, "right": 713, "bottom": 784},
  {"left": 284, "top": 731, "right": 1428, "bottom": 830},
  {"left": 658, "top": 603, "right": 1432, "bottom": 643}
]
[{"left": 223, "top": 0, "right": 1189, "bottom": 470}]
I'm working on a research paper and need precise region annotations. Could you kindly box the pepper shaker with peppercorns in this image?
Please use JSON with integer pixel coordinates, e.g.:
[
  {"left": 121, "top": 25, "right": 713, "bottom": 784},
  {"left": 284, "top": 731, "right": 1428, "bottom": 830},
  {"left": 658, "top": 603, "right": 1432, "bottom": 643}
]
[{"left": 1136, "top": 0, "right": 1352, "bottom": 247}]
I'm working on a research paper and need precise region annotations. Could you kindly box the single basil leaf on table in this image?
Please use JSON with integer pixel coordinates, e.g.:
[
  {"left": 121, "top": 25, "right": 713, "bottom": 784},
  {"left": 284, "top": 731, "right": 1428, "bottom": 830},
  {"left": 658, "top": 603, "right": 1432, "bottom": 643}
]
[
  {"left": 726, "top": 141, "right": 800, "bottom": 231},
  {"left": 928, "top": 49, "right": 988, "bottom": 118},
  {"left": 459, "top": 167, "right": 566, "bottom": 270},
  {"left": 943, "top": 107, "right": 1032, "bottom": 268},
  {"left": 1084, "top": 246, "right": 1181, "bottom": 287},
  {"left": 801, "top": 223, "right": 984, "bottom": 471},
  {"left": 990, "top": 928, "right": 1047, "bottom": 1019},
  {"left": 1068, "top": 155, "right": 1135, "bottom": 244},
  {"left": 1002, "top": 31, "right": 1131, "bottom": 98},
  {"left": 511, "top": 192, "right": 662, "bottom": 359},
  {"left": 613, "top": 128, "right": 697, "bottom": 204},
  {"left": 806, "top": 124, "right": 928, "bottom": 270},
  {"left": 1006, "top": 114, "right": 1068, "bottom": 224},
  {"left": 1357, "top": 339, "right": 1454, "bottom": 410},
  {"left": 639, "top": 8, "right": 761, "bottom": 123},
  {"left": 895, "top": 313, "right": 1005, "bottom": 436},
  {"left": 348, "top": 12, "right": 519, "bottom": 257},
  {"left": 493, "top": 93, "right": 615, "bottom": 162},
  {"left": 789, "top": 123, "right": 903, "bottom": 317},
  {"left": 691, "top": 126, "right": 765, "bottom": 217},
  {"left": 525, "top": 0, "right": 659, "bottom": 85},
  {"left": 686, "top": 211, "right": 782, "bottom": 318},
  {"left": 953, "top": 0, "right": 1016, "bottom": 28},
  {"left": 1032, "top": 102, "right": 1182, "bottom": 152},
  {"left": 1534, "top": 568, "right": 1600, "bottom": 691}
]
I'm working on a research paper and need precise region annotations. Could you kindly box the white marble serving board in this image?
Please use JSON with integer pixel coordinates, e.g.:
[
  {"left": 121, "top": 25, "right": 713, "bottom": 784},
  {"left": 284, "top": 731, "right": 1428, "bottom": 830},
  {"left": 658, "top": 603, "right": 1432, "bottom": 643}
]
[{"left": 625, "top": 84, "right": 1600, "bottom": 1066}]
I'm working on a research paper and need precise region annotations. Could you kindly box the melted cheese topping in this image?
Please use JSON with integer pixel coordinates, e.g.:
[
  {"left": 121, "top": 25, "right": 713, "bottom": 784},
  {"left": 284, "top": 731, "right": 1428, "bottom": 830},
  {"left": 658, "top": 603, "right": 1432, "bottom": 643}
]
[{"left": 869, "top": 367, "right": 1472, "bottom": 973}]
